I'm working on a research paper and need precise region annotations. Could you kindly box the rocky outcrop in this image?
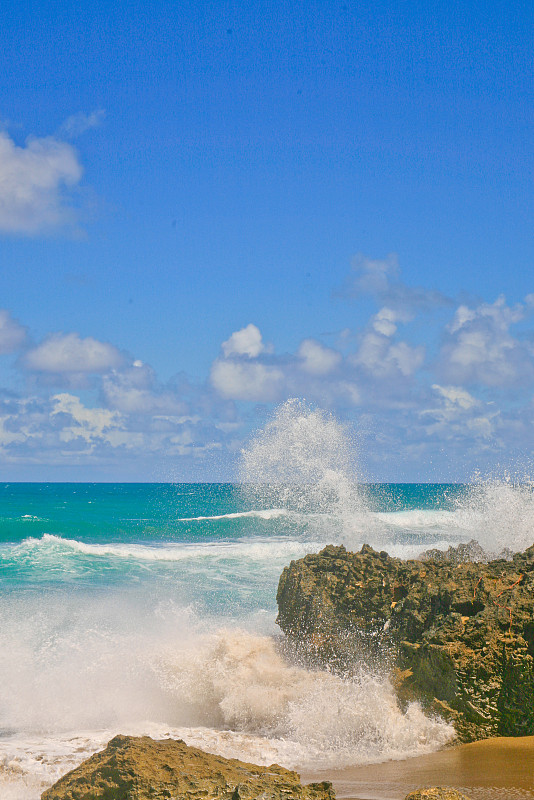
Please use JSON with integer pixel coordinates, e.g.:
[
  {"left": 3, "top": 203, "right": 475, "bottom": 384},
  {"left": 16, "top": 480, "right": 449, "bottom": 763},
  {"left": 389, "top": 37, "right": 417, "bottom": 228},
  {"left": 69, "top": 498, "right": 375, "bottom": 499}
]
[
  {"left": 277, "top": 543, "right": 534, "bottom": 742},
  {"left": 404, "top": 790, "right": 471, "bottom": 800},
  {"left": 419, "top": 540, "right": 513, "bottom": 565},
  {"left": 41, "top": 735, "right": 335, "bottom": 800},
  {"left": 419, "top": 540, "right": 488, "bottom": 564}
]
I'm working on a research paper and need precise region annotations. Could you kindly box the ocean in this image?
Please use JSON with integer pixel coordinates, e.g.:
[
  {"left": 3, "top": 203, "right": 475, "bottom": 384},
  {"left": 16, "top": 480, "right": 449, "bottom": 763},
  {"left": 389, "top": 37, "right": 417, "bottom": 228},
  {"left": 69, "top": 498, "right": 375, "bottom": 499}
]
[{"left": 1, "top": 405, "right": 533, "bottom": 799}]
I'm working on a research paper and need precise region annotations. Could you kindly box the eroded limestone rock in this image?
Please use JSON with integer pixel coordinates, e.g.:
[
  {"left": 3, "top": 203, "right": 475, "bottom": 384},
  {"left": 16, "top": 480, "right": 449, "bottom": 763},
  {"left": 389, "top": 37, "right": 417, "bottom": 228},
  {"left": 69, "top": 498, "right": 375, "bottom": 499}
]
[
  {"left": 41, "top": 735, "right": 335, "bottom": 800},
  {"left": 276, "top": 543, "right": 534, "bottom": 741}
]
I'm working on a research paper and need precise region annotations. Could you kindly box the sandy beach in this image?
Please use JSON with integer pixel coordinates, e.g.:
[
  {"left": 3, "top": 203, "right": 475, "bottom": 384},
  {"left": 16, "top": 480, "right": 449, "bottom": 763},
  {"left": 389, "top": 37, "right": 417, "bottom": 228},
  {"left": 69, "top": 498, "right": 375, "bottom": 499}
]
[{"left": 302, "top": 736, "right": 534, "bottom": 800}]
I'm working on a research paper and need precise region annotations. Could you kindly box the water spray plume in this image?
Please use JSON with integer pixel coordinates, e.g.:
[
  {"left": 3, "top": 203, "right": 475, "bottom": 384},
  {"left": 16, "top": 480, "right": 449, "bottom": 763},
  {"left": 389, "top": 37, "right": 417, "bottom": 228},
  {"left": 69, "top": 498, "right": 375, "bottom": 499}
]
[{"left": 239, "top": 399, "right": 372, "bottom": 543}]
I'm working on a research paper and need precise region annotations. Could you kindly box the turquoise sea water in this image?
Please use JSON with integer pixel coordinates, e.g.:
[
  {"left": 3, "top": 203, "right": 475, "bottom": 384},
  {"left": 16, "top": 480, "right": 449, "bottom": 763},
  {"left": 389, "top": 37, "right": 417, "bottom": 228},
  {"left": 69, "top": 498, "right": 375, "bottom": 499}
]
[
  {"left": 1, "top": 477, "right": 533, "bottom": 799},
  {"left": 0, "top": 482, "right": 472, "bottom": 616},
  {"left": 0, "top": 481, "right": 467, "bottom": 543},
  {"left": 0, "top": 481, "right": 468, "bottom": 606}
]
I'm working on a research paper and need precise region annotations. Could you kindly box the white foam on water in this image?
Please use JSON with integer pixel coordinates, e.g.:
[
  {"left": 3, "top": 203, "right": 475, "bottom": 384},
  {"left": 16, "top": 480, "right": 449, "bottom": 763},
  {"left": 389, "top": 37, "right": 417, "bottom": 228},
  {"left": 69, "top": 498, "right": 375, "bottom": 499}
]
[
  {"left": 240, "top": 400, "right": 534, "bottom": 556},
  {"left": 0, "top": 624, "right": 454, "bottom": 800},
  {"left": 369, "top": 478, "right": 534, "bottom": 558},
  {"left": 175, "top": 509, "right": 289, "bottom": 521},
  {"left": 3, "top": 401, "right": 533, "bottom": 799},
  {"left": 3, "top": 533, "right": 328, "bottom": 565},
  {"left": 152, "top": 628, "right": 453, "bottom": 762}
]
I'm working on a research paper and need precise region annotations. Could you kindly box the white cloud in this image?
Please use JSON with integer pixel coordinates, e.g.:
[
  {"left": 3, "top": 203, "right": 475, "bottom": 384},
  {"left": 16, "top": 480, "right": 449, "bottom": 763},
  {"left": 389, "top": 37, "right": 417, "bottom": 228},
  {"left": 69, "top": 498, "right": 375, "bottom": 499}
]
[
  {"left": 336, "top": 380, "right": 361, "bottom": 405},
  {"left": 420, "top": 384, "right": 496, "bottom": 440},
  {"left": 222, "top": 324, "right": 268, "bottom": 358},
  {"left": 0, "top": 131, "right": 83, "bottom": 234},
  {"left": 59, "top": 110, "right": 105, "bottom": 138},
  {"left": 0, "top": 415, "right": 26, "bottom": 446},
  {"left": 372, "top": 309, "right": 397, "bottom": 337},
  {"left": 339, "top": 253, "right": 449, "bottom": 313},
  {"left": 51, "top": 393, "right": 142, "bottom": 449},
  {"left": 351, "top": 307, "right": 425, "bottom": 378},
  {"left": 0, "top": 310, "right": 27, "bottom": 354},
  {"left": 432, "top": 384, "right": 478, "bottom": 410},
  {"left": 101, "top": 363, "right": 188, "bottom": 415},
  {"left": 24, "top": 333, "right": 123, "bottom": 373},
  {"left": 440, "top": 296, "right": 534, "bottom": 386},
  {"left": 51, "top": 393, "right": 124, "bottom": 441},
  {"left": 211, "top": 359, "right": 284, "bottom": 401},
  {"left": 298, "top": 339, "right": 341, "bottom": 375},
  {"left": 342, "top": 253, "right": 399, "bottom": 297}
]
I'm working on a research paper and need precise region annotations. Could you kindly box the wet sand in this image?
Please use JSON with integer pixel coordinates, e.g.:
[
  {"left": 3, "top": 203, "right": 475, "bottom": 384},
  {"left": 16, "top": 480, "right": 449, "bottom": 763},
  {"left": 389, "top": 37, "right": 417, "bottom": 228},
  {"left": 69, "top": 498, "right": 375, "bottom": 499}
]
[{"left": 302, "top": 737, "right": 534, "bottom": 800}]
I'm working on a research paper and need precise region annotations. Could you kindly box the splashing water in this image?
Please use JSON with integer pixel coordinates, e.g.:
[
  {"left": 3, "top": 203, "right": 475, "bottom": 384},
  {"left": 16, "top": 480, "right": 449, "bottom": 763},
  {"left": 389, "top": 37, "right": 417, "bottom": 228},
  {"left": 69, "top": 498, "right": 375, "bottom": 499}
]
[
  {"left": 453, "top": 472, "right": 534, "bottom": 556},
  {"left": 240, "top": 399, "right": 376, "bottom": 545},
  {"left": 241, "top": 400, "right": 534, "bottom": 557},
  {"left": 152, "top": 628, "right": 454, "bottom": 766},
  {"left": 4, "top": 408, "right": 534, "bottom": 799},
  {"left": 0, "top": 613, "right": 454, "bottom": 797}
]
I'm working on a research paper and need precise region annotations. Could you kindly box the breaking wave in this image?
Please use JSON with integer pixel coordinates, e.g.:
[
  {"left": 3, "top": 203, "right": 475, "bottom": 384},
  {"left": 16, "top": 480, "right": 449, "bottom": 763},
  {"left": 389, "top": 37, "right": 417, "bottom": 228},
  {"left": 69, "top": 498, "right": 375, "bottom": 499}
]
[
  {"left": 175, "top": 509, "right": 289, "bottom": 521},
  {"left": 240, "top": 400, "right": 534, "bottom": 556},
  {"left": 0, "top": 616, "right": 453, "bottom": 800},
  {"left": 2, "top": 400, "right": 533, "bottom": 799}
]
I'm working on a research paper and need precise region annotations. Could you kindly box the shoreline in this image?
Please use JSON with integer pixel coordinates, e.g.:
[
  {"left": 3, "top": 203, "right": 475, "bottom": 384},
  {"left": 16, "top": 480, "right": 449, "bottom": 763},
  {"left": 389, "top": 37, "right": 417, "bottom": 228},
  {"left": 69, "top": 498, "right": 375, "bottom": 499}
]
[
  {"left": 5, "top": 730, "right": 534, "bottom": 799},
  {"left": 301, "top": 736, "right": 534, "bottom": 800}
]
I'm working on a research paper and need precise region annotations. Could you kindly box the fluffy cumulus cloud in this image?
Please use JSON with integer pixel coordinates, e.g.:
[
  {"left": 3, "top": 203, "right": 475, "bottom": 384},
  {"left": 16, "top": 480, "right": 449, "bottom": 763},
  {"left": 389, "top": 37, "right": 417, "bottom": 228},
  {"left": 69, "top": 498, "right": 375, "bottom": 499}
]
[
  {"left": 350, "top": 307, "right": 425, "bottom": 378},
  {"left": 0, "top": 310, "right": 27, "bottom": 354},
  {"left": 3, "top": 253, "right": 534, "bottom": 479},
  {"left": 420, "top": 384, "right": 497, "bottom": 440},
  {"left": 211, "top": 307, "right": 426, "bottom": 410},
  {"left": 101, "top": 362, "right": 189, "bottom": 415},
  {"left": 51, "top": 393, "right": 133, "bottom": 447},
  {"left": 211, "top": 359, "right": 284, "bottom": 401},
  {"left": 221, "top": 324, "right": 269, "bottom": 358},
  {"left": 203, "top": 259, "right": 534, "bottom": 478},
  {"left": 439, "top": 296, "right": 534, "bottom": 386},
  {"left": 23, "top": 333, "right": 124, "bottom": 374},
  {"left": 212, "top": 324, "right": 283, "bottom": 401},
  {"left": 0, "top": 130, "right": 83, "bottom": 234},
  {"left": 212, "top": 324, "right": 351, "bottom": 403},
  {"left": 0, "top": 312, "right": 239, "bottom": 475},
  {"left": 0, "top": 386, "right": 235, "bottom": 476},
  {"left": 298, "top": 339, "right": 341, "bottom": 375}
]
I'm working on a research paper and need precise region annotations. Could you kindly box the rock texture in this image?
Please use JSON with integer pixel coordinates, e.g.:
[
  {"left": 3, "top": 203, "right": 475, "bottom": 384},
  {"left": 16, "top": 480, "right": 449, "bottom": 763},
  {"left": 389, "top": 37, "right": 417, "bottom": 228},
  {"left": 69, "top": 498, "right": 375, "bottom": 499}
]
[
  {"left": 404, "top": 790, "right": 471, "bottom": 800},
  {"left": 41, "top": 735, "right": 335, "bottom": 800},
  {"left": 277, "top": 543, "right": 534, "bottom": 742},
  {"left": 419, "top": 540, "right": 488, "bottom": 564},
  {"left": 419, "top": 540, "right": 513, "bottom": 565}
]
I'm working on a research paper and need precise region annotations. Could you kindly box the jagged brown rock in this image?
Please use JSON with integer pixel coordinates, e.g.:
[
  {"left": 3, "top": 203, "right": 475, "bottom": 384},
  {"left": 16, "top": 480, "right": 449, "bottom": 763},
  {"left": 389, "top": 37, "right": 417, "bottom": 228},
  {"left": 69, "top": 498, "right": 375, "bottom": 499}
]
[
  {"left": 41, "top": 734, "right": 335, "bottom": 800},
  {"left": 419, "top": 540, "right": 513, "bottom": 565},
  {"left": 404, "top": 790, "right": 471, "bottom": 800},
  {"left": 276, "top": 543, "right": 534, "bottom": 741},
  {"left": 419, "top": 540, "right": 488, "bottom": 564}
]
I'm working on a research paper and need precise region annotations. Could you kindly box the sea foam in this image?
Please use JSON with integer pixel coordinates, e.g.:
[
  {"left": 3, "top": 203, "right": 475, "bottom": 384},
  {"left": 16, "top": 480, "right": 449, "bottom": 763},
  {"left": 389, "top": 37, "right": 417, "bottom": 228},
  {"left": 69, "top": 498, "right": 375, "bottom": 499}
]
[
  {"left": 0, "top": 622, "right": 454, "bottom": 800},
  {"left": 1, "top": 400, "right": 533, "bottom": 800}
]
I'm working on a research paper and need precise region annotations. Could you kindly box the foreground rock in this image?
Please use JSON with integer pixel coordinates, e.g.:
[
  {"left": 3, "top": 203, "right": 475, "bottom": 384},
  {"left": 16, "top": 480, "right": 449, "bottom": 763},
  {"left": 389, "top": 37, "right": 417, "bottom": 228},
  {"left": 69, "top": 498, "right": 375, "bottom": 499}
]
[
  {"left": 404, "top": 790, "right": 471, "bottom": 800},
  {"left": 41, "top": 735, "right": 335, "bottom": 800},
  {"left": 277, "top": 543, "right": 534, "bottom": 741}
]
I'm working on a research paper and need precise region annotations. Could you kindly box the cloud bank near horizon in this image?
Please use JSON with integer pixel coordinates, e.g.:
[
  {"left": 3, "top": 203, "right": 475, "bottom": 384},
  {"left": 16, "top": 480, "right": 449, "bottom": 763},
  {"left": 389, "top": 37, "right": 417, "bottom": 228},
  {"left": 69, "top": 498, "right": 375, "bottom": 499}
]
[{"left": 1, "top": 254, "right": 534, "bottom": 481}]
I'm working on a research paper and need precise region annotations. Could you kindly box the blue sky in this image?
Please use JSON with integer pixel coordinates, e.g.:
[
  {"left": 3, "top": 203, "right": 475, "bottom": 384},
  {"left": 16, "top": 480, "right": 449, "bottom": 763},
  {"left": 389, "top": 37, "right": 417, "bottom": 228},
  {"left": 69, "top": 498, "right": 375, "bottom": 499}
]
[{"left": 1, "top": 0, "right": 533, "bottom": 481}]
